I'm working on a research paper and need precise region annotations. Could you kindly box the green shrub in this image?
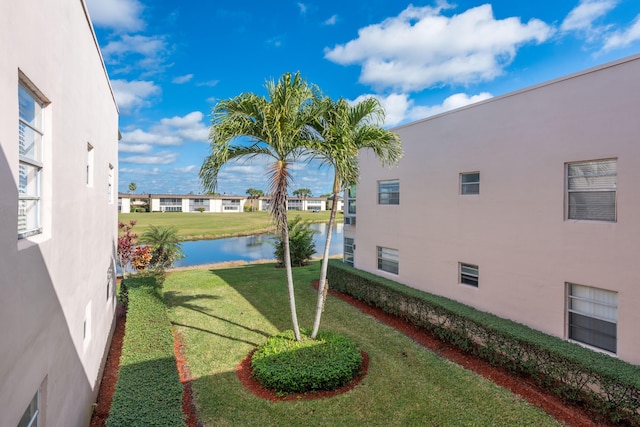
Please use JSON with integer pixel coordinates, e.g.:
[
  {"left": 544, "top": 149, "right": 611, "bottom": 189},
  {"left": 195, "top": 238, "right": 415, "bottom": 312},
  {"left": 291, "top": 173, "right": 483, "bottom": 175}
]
[
  {"left": 251, "top": 329, "right": 362, "bottom": 394},
  {"left": 273, "top": 216, "right": 317, "bottom": 267},
  {"left": 327, "top": 259, "right": 640, "bottom": 424},
  {"left": 107, "top": 276, "right": 185, "bottom": 427}
]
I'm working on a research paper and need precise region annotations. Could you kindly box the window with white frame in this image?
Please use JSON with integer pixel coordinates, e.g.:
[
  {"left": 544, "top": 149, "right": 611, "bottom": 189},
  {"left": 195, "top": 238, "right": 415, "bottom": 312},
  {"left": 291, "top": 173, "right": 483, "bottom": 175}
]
[
  {"left": 108, "top": 164, "right": 114, "bottom": 204},
  {"left": 567, "top": 283, "right": 617, "bottom": 353},
  {"left": 17, "top": 391, "right": 38, "bottom": 427},
  {"left": 459, "top": 263, "right": 479, "bottom": 287},
  {"left": 567, "top": 159, "right": 616, "bottom": 221},
  {"left": 86, "top": 143, "right": 94, "bottom": 187},
  {"left": 344, "top": 237, "right": 354, "bottom": 266},
  {"left": 378, "top": 180, "right": 399, "bottom": 205},
  {"left": 460, "top": 172, "right": 479, "bottom": 195},
  {"left": 18, "top": 81, "right": 47, "bottom": 239},
  {"left": 377, "top": 246, "right": 398, "bottom": 274}
]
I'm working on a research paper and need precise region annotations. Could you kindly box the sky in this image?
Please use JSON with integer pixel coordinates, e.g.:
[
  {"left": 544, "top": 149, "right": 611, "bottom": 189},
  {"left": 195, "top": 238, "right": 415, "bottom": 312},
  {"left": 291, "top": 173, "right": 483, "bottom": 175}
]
[{"left": 85, "top": 0, "right": 640, "bottom": 197}]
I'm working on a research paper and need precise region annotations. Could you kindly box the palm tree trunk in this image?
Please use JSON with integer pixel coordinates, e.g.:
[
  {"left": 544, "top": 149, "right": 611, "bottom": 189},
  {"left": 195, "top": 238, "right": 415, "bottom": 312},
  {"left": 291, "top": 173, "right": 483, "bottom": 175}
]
[
  {"left": 311, "top": 181, "right": 340, "bottom": 339},
  {"left": 282, "top": 223, "right": 302, "bottom": 341}
]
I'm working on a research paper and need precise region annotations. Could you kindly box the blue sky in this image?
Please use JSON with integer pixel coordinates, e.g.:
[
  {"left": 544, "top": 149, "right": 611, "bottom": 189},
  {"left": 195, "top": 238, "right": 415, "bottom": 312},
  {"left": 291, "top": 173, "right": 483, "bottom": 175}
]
[{"left": 86, "top": 0, "right": 640, "bottom": 197}]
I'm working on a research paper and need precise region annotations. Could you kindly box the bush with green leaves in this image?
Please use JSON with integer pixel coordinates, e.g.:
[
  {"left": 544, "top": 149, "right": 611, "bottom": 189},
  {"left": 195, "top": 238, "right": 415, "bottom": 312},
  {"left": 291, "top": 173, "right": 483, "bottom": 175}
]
[
  {"left": 273, "top": 216, "right": 317, "bottom": 267},
  {"left": 107, "top": 276, "right": 185, "bottom": 427},
  {"left": 138, "top": 225, "right": 184, "bottom": 270},
  {"left": 251, "top": 329, "right": 362, "bottom": 394},
  {"left": 327, "top": 259, "right": 640, "bottom": 424}
]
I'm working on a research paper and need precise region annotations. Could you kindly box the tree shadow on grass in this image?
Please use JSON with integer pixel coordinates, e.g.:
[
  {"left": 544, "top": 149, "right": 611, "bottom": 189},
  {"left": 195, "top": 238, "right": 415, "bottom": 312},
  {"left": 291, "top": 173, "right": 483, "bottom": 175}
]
[{"left": 164, "top": 290, "right": 272, "bottom": 340}]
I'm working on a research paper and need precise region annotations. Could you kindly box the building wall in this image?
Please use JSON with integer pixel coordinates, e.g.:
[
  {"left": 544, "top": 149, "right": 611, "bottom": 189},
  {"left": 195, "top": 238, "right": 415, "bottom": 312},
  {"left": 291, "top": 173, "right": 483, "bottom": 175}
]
[
  {"left": 0, "top": 0, "right": 119, "bottom": 425},
  {"left": 352, "top": 54, "right": 640, "bottom": 364}
]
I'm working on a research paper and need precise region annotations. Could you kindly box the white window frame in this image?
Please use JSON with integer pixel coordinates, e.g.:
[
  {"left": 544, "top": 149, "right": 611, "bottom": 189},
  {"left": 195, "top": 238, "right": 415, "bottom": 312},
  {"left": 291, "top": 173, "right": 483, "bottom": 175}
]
[
  {"left": 378, "top": 180, "right": 399, "bottom": 205},
  {"left": 86, "top": 143, "right": 94, "bottom": 187},
  {"left": 18, "top": 80, "right": 48, "bottom": 239},
  {"left": 344, "top": 237, "right": 355, "bottom": 266},
  {"left": 566, "top": 159, "right": 616, "bottom": 222},
  {"left": 377, "top": 246, "right": 398, "bottom": 274},
  {"left": 459, "top": 263, "right": 479, "bottom": 287},
  {"left": 460, "top": 172, "right": 480, "bottom": 195},
  {"left": 567, "top": 283, "right": 617, "bottom": 354},
  {"left": 17, "top": 391, "right": 39, "bottom": 427}
]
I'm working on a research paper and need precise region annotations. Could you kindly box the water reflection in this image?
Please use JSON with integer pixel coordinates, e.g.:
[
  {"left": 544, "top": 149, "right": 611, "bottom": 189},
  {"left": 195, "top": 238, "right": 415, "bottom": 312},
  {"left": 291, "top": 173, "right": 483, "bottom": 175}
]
[{"left": 173, "top": 223, "right": 343, "bottom": 267}]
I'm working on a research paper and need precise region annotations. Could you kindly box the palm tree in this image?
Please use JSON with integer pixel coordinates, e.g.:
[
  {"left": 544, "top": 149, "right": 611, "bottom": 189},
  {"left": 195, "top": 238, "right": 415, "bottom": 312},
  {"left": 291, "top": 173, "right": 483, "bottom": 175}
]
[
  {"left": 309, "top": 96, "right": 402, "bottom": 339},
  {"left": 138, "top": 225, "right": 184, "bottom": 270},
  {"left": 200, "top": 72, "right": 323, "bottom": 341},
  {"left": 246, "top": 188, "right": 264, "bottom": 211},
  {"left": 128, "top": 182, "right": 137, "bottom": 193}
]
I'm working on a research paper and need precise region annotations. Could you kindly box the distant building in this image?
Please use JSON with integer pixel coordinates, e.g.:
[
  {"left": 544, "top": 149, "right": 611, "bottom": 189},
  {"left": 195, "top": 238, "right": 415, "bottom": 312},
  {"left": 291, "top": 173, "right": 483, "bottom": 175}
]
[
  {"left": 346, "top": 54, "right": 640, "bottom": 365},
  {"left": 0, "top": 0, "right": 119, "bottom": 425},
  {"left": 119, "top": 194, "right": 337, "bottom": 213}
]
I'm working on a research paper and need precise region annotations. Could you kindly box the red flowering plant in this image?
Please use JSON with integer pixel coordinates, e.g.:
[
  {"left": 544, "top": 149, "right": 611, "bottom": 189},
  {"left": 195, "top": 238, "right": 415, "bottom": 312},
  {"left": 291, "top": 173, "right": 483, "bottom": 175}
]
[{"left": 117, "top": 220, "right": 137, "bottom": 277}]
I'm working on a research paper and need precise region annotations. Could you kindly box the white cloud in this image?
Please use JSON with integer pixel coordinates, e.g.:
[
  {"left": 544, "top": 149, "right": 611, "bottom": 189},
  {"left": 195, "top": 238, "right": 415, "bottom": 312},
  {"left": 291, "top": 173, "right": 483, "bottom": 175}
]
[
  {"left": 121, "top": 129, "right": 182, "bottom": 146},
  {"left": 101, "top": 35, "right": 171, "bottom": 75},
  {"left": 120, "top": 167, "right": 161, "bottom": 175},
  {"left": 197, "top": 80, "right": 220, "bottom": 87},
  {"left": 172, "top": 74, "right": 194, "bottom": 84},
  {"left": 120, "top": 151, "right": 178, "bottom": 165},
  {"left": 118, "top": 142, "right": 152, "bottom": 153},
  {"left": 603, "top": 14, "right": 640, "bottom": 50},
  {"left": 297, "top": 3, "right": 308, "bottom": 14},
  {"left": 561, "top": 0, "right": 617, "bottom": 33},
  {"left": 172, "top": 165, "right": 199, "bottom": 174},
  {"left": 325, "top": 4, "right": 552, "bottom": 91},
  {"left": 110, "top": 79, "right": 161, "bottom": 113},
  {"left": 86, "top": 0, "right": 144, "bottom": 32},
  {"left": 324, "top": 15, "right": 338, "bottom": 26},
  {"left": 352, "top": 92, "right": 493, "bottom": 127},
  {"left": 120, "top": 111, "right": 209, "bottom": 146}
]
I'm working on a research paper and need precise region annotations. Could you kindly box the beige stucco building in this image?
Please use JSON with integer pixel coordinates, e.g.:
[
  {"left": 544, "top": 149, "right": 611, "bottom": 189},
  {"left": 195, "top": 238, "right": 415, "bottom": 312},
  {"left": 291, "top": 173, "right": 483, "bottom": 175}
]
[
  {"left": 346, "top": 54, "right": 640, "bottom": 365},
  {"left": 0, "top": 0, "right": 119, "bottom": 425}
]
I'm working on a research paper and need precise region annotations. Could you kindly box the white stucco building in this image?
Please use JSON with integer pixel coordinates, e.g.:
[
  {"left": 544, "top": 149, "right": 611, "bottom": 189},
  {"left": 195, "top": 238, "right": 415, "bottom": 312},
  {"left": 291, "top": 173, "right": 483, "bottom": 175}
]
[
  {"left": 0, "top": 0, "right": 119, "bottom": 425},
  {"left": 346, "top": 54, "right": 640, "bottom": 365}
]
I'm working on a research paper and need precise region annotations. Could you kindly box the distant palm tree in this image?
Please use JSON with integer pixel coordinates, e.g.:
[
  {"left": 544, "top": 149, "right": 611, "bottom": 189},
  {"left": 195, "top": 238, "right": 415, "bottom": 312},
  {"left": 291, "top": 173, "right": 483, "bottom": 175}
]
[
  {"left": 129, "top": 182, "right": 137, "bottom": 193},
  {"left": 200, "top": 72, "right": 324, "bottom": 341},
  {"left": 138, "top": 225, "right": 184, "bottom": 270},
  {"left": 309, "top": 96, "right": 402, "bottom": 339}
]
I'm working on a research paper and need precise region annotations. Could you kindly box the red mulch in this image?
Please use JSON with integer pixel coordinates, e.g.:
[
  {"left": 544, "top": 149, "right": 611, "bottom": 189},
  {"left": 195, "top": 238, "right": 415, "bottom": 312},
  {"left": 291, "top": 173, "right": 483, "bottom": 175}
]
[{"left": 90, "top": 281, "right": 622, "bottom": 427}]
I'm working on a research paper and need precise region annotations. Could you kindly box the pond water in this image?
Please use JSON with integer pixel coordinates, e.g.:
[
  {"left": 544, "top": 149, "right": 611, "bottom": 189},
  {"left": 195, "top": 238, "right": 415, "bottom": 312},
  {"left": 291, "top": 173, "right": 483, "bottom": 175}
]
[{"left": 173, "top": 222, "right": 344, "bottom": 268}]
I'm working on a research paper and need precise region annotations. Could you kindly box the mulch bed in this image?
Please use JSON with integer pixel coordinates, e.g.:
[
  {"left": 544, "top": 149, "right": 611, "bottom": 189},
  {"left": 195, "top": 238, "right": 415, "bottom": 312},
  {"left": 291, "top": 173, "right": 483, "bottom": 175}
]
[{"left": 90, "top": 281, "right": 620, "bottom": 427}]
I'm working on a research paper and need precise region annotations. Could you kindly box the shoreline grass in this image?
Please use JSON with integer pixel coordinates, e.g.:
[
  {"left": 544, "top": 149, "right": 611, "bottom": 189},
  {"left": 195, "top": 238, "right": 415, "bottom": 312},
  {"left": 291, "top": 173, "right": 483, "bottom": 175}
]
[
  {"left": 163, "top": 261, "right": 559, "bottom": 426},
  {"left": 119, "top": 211, "right": 342, "bottom": 241}
]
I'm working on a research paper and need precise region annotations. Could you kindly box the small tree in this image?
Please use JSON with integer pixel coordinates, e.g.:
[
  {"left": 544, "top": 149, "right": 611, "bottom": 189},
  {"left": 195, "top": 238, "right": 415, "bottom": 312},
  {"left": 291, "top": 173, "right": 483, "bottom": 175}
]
[
  {"left": 129, "top": 182, "right": 137, "bottom": 193},
  {"left": 292, "top": 188, "right": 312, "bottom": 197},
  {"left": 138, "top": 225, "right": 184, "bottom": 271},
  {"left": 246, "top": 188, "right": 265, "bottom": 211},
  {"left": 117, "top": 220, "right": 138, "bottom": 277},
  {"left": 273, "top": 217, "right": 317, "bottom": 267}
]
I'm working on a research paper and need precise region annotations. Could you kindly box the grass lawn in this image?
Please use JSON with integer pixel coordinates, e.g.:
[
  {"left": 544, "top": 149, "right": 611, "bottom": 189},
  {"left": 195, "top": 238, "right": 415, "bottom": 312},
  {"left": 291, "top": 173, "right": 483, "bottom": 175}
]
[
  {"left": 163, "top": 262, "right": 559, "bottom": 427},
  {"left": 119, "top": 211, "right": 342, "bottom": 241}
]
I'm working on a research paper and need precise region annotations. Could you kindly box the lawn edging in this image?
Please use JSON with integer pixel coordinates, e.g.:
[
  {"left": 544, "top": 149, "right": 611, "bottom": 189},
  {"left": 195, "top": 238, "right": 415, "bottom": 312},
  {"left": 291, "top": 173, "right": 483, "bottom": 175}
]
[
  {"left": 327, "top": 259, "right": 640, "bottom": 424},
  {"left": 106, "top": 276, "right": 185, "bottom": 427}
]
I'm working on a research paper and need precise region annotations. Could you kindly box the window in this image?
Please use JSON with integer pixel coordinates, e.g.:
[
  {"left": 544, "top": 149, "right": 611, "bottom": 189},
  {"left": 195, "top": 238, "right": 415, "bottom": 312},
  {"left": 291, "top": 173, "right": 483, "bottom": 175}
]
[
  {"left": 18, "top": 82, "right": 46, "bottom": 238},
  {"left": 459, "top": 263, "right": 479, "bottom": 287},
  {"left": 344, "top": 237, "right": 354, "bottom": 266},
  {"left": 460, "top": 172, "right": 479, "bottom": 195},
  {"left": 108, "top": 164, "right": 114, "bottom": 204},
  {"left": 567, "top": 283, "right": 617, "bottom": 353},
  {"left": 18, "top": 391, "right": 38, "bottom": 427},
  {"left": 567, "top": 159, "right": 616, "bottom": 221},
  {"left": 377, "top": 246, "right": 398, "bottom": 274},
  {"left": 86, "top": 143, "right": 94, "bottom": 186},
  {"left": 378, "top": 180, "right": 399, "bottom": 205}
]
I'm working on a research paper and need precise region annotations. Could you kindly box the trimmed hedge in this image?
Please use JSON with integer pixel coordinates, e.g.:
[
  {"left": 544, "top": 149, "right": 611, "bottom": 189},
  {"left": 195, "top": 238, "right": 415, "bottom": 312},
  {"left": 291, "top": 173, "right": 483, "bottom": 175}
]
[
  {"left": 107, "top": 276, "right": 185, "bottom": 427},
  {"left": 327, "top": 260, "right": 640, "bottom": 424},
  {"left": 251, "top": 329, "right": 362, "bottom": 393}
]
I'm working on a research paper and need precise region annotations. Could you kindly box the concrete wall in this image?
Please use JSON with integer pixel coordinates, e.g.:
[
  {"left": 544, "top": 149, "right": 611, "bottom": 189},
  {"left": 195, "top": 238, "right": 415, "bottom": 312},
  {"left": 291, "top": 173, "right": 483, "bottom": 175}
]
[
  {"left": 352, "top": 54, "right": 640, "bottom": 364},
  {"left": 0, "top": 0, "right": 119, "bottom": 425}
]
